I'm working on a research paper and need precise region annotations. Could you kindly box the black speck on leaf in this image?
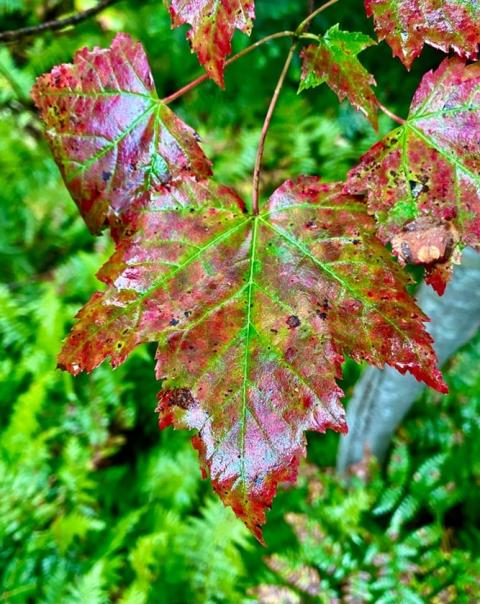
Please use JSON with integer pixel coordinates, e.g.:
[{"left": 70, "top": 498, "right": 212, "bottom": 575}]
[{"left": 286, "top": 315, "right": 301, "bottom": 329}]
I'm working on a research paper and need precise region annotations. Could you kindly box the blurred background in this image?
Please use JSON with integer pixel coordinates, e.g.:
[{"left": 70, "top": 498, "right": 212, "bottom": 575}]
[{"left": 0, "top": 0, "right": 479, "bottom": 601}]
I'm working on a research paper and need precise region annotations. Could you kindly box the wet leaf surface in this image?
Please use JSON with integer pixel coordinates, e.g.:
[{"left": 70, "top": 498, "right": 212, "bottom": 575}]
[
  {"left": 57, "top": 175, "right": 445, "bottom": 539},
  {"left": 31, "top": 33, "right": 211, "bottom": 233},
  {"left": 345, "top": 58, "right": 480, "bottom": 293}
]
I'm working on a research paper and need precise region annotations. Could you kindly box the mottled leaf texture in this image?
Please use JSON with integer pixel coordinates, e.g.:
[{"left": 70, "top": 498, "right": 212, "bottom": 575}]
[
  {"left": 299, "top": 25, "right": 378, "bottom": 129},
  {"left": 168, "top": 0, "right": 255, "bottom": 87},
  {"left": 365, "top": 0, "right": 480, "bottom": 68},
  {"left": 58, "top": 176, "right": 445, "bottom": 540},
  {"left": 346, "top": 58, "right": 480, "bottom": 294},
  {"left": 31, "top": 33, "right": 211, "bottom": 234}
]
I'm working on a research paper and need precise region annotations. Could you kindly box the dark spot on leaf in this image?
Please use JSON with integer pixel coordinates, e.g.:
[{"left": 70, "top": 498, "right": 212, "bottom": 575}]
[
  {"left": 286, "top": 315, "right": 301, "bottom": 329},
  {"left": 167, "top": 388, "right": 195, "bottom": 410}
]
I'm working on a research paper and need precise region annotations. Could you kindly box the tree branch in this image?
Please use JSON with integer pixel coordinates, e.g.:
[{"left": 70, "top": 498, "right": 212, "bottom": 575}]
[
  {"left": 162, "top": 31, "right": 295, "bottom": 105},
  {"left": 0, "top": 0, "right": 120, "bottom": 43},
  {"left": 296, "top": 0, "right": 339, "bottom": 34},
  {"left": 252, "top": 42, "right": 297, "bottom": 215}
]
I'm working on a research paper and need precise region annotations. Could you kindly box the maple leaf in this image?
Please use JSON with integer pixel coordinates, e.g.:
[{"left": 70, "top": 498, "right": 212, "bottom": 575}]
[
  {"left": 345, "top": 57, "right": 480, "bottom": 294},
  {"left": 167, "top": 0, "right": 255, "bottom": 87},
  {"left": 299, "top": 25, "right": 378, "bottom": 129},
  {"left": 57, "top": 175, "right": 445, "bottom": 540},
  {"left": 364, "top": 0, "right": 480, "bottom": 69},
  {"left": 31, "top": 33, "right": 212, "bottom": 234}
]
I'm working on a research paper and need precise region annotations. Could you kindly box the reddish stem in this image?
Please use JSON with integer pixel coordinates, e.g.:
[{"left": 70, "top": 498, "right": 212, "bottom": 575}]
[
  {"left": 376, "top": 100, "right": 406, "bottom": 125},
  {"left": 296, "top": 0, "right": 339, "bottom": 34},
  {"left": 252, "top": 43, "right": 297, "bottom": 215},
  {"left": 162, "top": 31, "right": 295, "bottom": 105}
]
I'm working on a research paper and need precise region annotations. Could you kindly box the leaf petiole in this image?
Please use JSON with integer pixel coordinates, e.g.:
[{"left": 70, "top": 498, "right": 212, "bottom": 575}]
[
  {"left": 376, "top": 100, "right": 406, "bottom": 125},
  {"left": 162, "top": 31, "right": 295, "bottom": 105},
  {"left": 252, "top": 43, "right": 298, "bottom": 215},
  {"left": 295, "top": 0, "right": 340, "bottom": 35}
]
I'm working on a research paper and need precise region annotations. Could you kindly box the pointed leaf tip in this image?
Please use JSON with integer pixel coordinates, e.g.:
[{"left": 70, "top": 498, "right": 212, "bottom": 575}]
[{"left": 168, "top": 0, "right": 255, "bottom": 86}]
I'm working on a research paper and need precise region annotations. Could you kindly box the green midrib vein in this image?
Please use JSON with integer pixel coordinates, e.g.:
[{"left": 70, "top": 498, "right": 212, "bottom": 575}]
[{"left": 239, "top": 217, "right": 258, "bottom": 493}]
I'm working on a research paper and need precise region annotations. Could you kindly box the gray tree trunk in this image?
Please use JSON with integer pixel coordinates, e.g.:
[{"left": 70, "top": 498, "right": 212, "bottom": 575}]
[{"left": 337, "top": 248, "right": 480, "bottom": 474}]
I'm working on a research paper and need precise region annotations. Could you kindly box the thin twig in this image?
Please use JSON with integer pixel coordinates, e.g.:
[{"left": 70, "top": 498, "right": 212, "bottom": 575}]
[
  {"left": 252, "top": 43, "right": 298, "bottom": 215},
  {"left": 0, "top": 0, "right": 120, "bottom": 43},
  {"left": 162, "top": 31, "right": 295, "bottom": 105},
  {"left": 376, "top": 100, "right": 406, "bottom": 125},
  {"left": 296, "top": 0, "right": 339, "bottom": 34},
  {"left": 306, "top": 0, "right": 316, "bottom": 31}
]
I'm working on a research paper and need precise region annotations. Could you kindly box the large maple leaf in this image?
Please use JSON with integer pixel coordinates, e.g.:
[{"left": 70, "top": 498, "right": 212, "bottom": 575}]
[
  {"left": 345, "top": 57, "right": 480, "bottom": 295},
  {"left": 167, "top": 0, "right": 255, "bottom": 87},
  {"left": 365, "top": 0, "right": 480, "bottom": 68},
  {"left": 57, "top": 175, "right": 445, "bottom": 539},
  {"left": 299, "top": 25, "right": 378, "bottom": 129},
  {"left": 31, "top": 33, "right": 212, "bottom": 234}
]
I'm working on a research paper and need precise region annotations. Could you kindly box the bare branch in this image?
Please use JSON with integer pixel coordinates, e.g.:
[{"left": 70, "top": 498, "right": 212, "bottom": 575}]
[{"left": 0, "top": 0, "right": 120, "bottom": 43}]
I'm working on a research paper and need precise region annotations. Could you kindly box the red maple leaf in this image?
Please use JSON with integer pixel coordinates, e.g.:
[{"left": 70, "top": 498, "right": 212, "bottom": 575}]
[
  {"left": 31, "top": 33, "right": 211, "bottom": 233},
  {"left": 57, "top": 175, "right": 445, "bottom": 539},
  {"left": 345, "top": 58, "right": 480, "bottom": 294}
]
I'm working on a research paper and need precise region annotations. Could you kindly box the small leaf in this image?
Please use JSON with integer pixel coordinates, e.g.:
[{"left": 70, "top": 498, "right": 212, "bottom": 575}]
[
  {"left": 365, "top": 0, "right": 480, "bottom": 68},
  {"left": 58, "top": 176, "right": 445, "bottom": 540},
  {"left": 299, "top": 25, "right": 378, "bottom": 129},
  {"left": 167, "top": 0, "right": 255, "bottom": 87},
  {"left": 345, "top": 57, "right": 480, "bottom": 294},
  {"left": 31, "top": 33, "right": 212, "bottom": 234}
]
